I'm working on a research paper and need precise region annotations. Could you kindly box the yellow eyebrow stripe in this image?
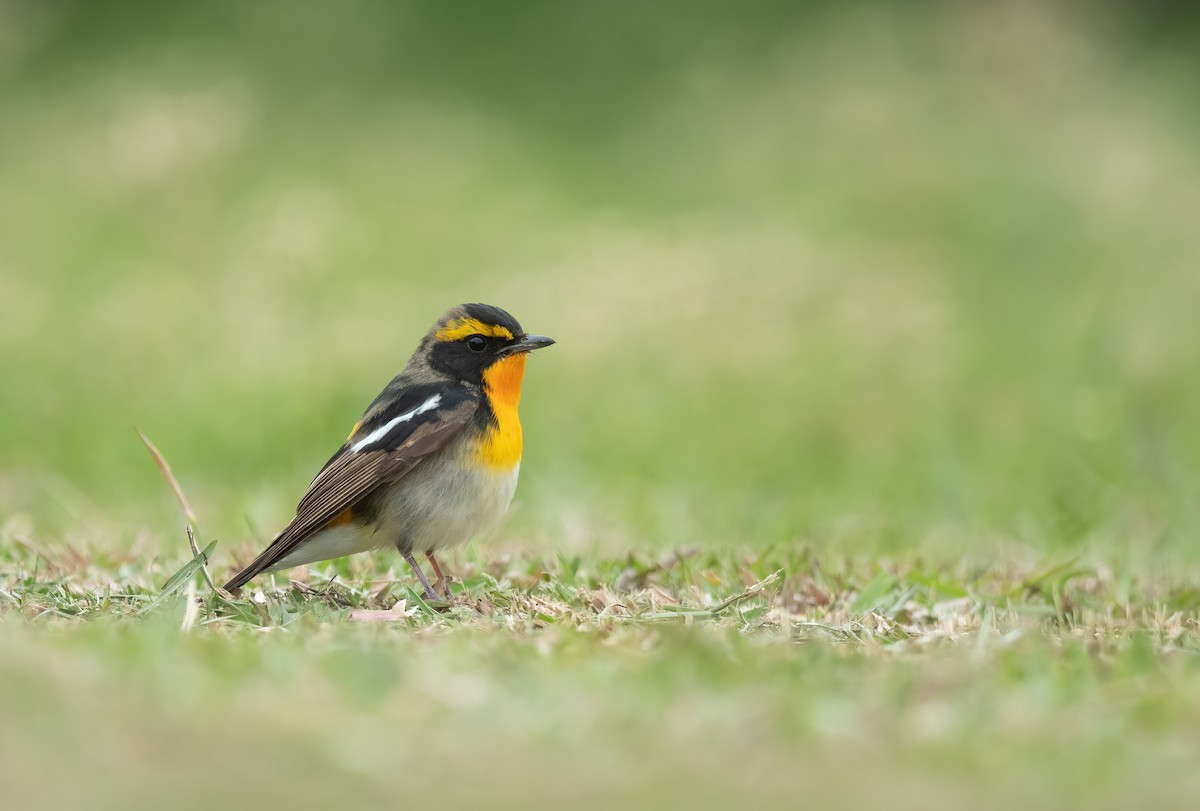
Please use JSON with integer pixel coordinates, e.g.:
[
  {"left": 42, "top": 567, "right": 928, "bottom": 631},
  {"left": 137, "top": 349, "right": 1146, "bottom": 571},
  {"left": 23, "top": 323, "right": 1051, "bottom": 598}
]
[{"left": 435, "top": 317, "right": 514, "bottom": 342}]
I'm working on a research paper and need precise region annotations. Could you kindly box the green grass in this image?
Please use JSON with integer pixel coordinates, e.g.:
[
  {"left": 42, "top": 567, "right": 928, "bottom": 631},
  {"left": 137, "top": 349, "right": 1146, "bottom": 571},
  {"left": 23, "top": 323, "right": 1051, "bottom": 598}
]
[
  {"left": 4, "top": 535, "right": 1200, "bottom": 809},
  {"left": 3, "top": 1, "right": 1200, "bottom": 808}
]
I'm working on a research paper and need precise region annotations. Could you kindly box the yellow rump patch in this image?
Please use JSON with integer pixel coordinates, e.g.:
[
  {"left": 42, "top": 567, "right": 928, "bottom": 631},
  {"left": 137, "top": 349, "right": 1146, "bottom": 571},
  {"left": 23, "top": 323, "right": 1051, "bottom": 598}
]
[
  {"left": 435, "top": 317, "right": 514, "bottom": 343},
  {"left": 476, "top": 353, "right": 526, "bottom": 469}
]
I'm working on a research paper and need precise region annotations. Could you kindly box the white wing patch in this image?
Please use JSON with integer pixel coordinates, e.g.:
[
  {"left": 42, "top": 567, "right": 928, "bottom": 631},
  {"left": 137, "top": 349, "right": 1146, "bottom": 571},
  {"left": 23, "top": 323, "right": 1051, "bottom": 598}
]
[{"left": 350, "top": 394, "right": 442, "bottom": 452}]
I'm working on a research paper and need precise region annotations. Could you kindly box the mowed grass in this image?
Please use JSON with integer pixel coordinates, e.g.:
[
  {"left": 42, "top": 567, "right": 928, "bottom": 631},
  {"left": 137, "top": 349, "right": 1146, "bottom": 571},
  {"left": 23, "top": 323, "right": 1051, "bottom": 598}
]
[
  {"left": 2, "top": 2, "right": 1200, "bottom": 808},
  {"left": 4, "top": 534, "right": 1200, "bottom": 809}
]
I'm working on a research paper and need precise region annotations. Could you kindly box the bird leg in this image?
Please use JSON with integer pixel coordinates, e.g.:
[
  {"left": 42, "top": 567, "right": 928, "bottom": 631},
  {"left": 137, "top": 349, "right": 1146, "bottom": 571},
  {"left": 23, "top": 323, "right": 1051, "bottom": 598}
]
[
  {"left": 401, "top": 549, "right": 439, "bottom": 602},
  {"left": 426, "top": 551, "right": 453, "bottom": 598}
]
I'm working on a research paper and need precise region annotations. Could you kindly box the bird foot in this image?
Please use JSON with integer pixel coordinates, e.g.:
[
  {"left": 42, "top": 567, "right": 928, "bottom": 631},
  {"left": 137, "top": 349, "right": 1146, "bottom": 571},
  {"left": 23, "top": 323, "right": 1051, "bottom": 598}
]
[{"left": 432, "top": 575, "right": 454, "bottom": 600}]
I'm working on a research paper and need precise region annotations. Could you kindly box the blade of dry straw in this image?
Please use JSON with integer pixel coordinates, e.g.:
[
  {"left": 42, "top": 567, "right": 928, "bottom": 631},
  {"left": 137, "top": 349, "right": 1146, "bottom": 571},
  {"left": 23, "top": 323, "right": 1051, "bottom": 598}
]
[
  {"left": 136, "top": 428, "right": 198, "bottom": 524},
  {"left": 137, "top": 428, "right": 221, "bottom": 594}
]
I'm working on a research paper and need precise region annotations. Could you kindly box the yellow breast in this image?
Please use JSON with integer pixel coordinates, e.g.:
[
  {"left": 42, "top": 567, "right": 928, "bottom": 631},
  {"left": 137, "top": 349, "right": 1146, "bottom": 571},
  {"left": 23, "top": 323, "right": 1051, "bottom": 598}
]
[{"left": 477, "top": 353, "right": 526, "bottom": 469}]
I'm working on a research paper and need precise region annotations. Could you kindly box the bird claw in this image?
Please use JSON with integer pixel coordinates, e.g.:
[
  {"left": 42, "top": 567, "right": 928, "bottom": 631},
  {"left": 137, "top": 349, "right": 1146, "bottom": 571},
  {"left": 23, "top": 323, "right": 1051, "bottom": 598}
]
[{"left": 432, "top": 576, "right": 454, "bottom": 600}]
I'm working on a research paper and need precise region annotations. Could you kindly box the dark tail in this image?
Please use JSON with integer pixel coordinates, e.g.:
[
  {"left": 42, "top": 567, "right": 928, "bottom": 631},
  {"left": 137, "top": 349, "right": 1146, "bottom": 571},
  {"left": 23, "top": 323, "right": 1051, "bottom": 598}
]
[
  {"left": 222, "top": 564, "right": 259, "bottom": 593},
  {"left": 223, "top": 540, "right": 282, "bottom": 593}
]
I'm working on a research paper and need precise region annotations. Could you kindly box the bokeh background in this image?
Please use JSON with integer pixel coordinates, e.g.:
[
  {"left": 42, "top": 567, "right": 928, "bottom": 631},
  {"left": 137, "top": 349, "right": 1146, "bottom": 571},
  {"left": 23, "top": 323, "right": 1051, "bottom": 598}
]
[
  {"left": 2, "top": 0, "right": 1199, "bottom": 571},
  {"left": 4, "top": 5, "right": 1200, "bottom": 811}
]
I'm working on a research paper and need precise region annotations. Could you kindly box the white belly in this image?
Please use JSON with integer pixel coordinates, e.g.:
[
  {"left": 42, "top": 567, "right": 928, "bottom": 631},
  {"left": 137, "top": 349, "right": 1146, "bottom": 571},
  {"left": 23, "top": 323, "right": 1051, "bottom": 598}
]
[
  {"left": 379, "top": 456, "right": 520, "bottom": 554},
  {"left": 264, "top": 431, "right": 521, "bottom": 573}
]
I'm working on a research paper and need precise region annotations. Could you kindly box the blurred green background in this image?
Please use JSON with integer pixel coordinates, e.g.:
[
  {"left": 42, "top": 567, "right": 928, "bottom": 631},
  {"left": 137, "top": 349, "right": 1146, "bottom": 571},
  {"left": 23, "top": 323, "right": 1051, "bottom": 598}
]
[
  {"left": 4, "top": 5, "right": 1200, "bottom": 811},
  {"left": 2, "top": 0, "right": 1199, "bottom": 567}
]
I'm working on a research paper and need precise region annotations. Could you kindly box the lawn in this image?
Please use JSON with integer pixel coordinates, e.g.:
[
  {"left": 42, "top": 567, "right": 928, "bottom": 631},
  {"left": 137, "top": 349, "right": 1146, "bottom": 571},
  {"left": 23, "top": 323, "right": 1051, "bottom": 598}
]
[{"left": 2, "top": 2, "right": 1199, "bottom": 808}]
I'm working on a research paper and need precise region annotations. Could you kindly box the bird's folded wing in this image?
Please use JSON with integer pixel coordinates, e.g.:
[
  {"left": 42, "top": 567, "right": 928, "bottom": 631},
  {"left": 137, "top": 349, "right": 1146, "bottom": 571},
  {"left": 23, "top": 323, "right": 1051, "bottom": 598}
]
[{"left": 223, "top": 388, "right": 480, "bottom": 590}]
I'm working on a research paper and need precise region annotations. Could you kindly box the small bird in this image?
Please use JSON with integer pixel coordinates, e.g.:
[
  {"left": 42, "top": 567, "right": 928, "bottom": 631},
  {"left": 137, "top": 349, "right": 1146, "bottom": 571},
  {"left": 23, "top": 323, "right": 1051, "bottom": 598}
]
[{"left": 223, "top": 303, "right": 554, "bottom": 599}]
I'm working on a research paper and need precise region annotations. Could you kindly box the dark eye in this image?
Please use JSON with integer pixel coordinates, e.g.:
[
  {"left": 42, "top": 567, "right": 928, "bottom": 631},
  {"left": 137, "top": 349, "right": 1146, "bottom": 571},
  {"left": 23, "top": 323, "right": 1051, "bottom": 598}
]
[{"left": 466, "top": 335, "right": 487, "bottom": 352}]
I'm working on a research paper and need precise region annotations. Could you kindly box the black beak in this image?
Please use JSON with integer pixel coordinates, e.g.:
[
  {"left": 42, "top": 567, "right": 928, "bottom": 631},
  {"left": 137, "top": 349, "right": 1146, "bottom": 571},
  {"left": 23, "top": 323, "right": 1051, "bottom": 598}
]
[{"left": 502, "top": 334, "right": 555, "bottom": 355}]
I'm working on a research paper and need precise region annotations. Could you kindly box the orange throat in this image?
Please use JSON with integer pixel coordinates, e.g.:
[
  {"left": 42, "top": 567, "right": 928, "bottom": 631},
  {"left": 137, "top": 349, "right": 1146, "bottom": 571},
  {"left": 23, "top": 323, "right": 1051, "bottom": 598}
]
[{"left": 478, "top": 353, "right": 526, "bottom": 469}]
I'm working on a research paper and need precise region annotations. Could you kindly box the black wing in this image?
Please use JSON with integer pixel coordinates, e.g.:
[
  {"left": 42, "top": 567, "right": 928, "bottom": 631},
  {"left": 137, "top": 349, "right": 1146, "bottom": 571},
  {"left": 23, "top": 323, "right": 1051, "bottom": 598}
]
[{"left": 223, "top": 385, "right": 480, "bottom": 591}]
